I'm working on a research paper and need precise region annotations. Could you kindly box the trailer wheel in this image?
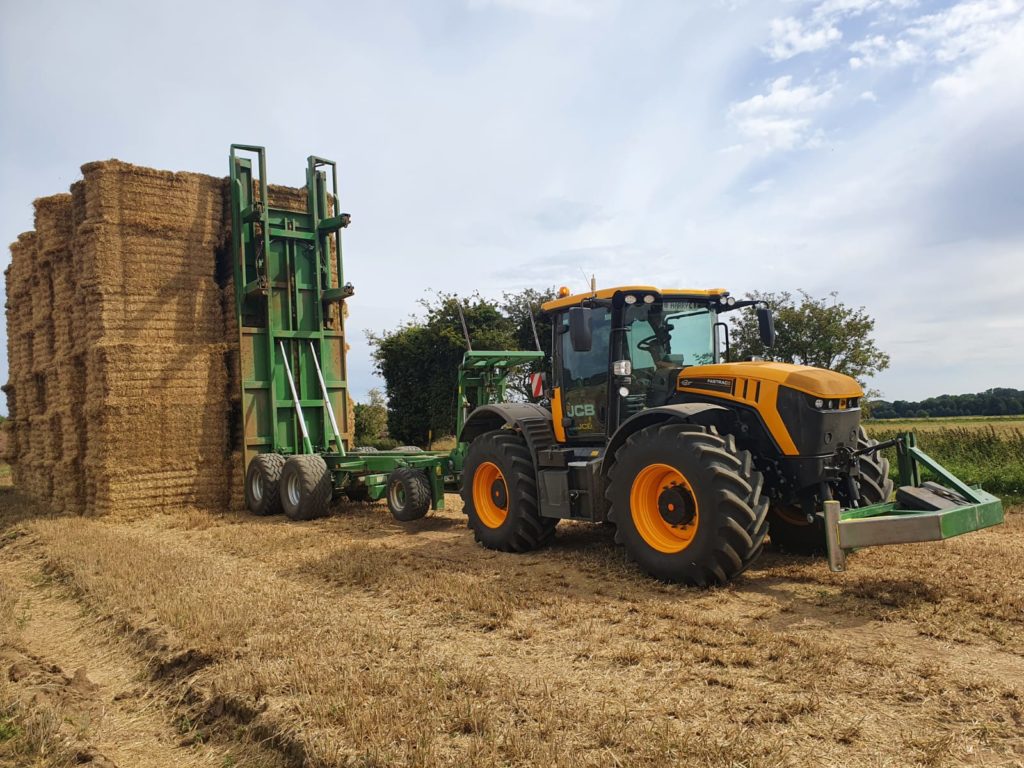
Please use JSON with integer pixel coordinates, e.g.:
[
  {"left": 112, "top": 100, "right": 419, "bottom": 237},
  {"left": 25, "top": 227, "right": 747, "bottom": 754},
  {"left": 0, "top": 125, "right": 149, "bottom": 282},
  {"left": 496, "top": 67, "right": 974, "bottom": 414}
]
[
  {"left": 461, "top": 429, "right": 557, "bottom": 552},
  {"left": 769, "top": 426, "right": 895, "bottom": 555},
  {"left": 245, "top": 453, "right": 286, "bottom": 516},
  {"left": 606, "top": 424, "right": 769, "bottom": 586},
  {"left": 386, "top": 467, "right": 431, "bottom": 521},
  {"left": 280, "top": 455, "right": 333, "bottom": 521}
]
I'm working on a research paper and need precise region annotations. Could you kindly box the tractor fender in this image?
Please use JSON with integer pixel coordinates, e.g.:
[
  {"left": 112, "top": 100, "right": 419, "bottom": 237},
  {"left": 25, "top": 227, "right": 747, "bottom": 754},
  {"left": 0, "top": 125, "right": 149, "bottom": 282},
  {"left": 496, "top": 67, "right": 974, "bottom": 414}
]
[
  {"left": 601, "top": 403, "right": 734, "bottom": 477},
  {"left": 459, "top": 403, "right": 557, "bottom": 460}
]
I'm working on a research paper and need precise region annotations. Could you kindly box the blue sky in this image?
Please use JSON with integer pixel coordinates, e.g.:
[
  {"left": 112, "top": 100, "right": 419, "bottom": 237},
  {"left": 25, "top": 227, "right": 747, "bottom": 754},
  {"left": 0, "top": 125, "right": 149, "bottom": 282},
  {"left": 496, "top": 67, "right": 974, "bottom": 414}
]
[{"left": 1, "top": 0, "right": 1021, "bottom": 408}]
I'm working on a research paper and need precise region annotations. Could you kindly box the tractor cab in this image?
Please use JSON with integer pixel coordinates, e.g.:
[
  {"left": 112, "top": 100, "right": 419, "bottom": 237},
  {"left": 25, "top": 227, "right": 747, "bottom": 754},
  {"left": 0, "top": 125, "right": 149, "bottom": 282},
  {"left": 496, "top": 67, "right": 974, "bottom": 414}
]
[{"left": 543, "top": 285, "right": 769, "bottom": 442}]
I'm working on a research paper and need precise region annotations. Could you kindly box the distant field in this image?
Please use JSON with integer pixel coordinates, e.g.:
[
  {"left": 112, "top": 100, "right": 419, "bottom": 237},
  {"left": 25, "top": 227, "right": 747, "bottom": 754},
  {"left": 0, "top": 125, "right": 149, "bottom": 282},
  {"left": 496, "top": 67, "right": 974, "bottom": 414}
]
[
  {"left": 865, "top": 415, "right": 1024, "bottom": 433},
  {"left": 864, "top": 418, "right": 1023, "bottom": 504}
]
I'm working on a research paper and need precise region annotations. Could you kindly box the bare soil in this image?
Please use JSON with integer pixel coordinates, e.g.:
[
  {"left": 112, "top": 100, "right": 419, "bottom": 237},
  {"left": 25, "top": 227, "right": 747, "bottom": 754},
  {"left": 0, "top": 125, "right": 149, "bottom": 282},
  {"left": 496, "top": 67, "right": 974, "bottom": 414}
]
[{"left": 1, "top": 486, "right": 1021, "bottom": 767}]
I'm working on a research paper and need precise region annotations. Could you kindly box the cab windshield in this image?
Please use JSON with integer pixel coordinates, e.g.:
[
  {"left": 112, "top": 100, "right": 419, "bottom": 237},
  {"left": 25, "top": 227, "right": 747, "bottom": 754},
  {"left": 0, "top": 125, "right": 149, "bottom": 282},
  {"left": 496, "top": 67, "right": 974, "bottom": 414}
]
[{"left": 622, "top": 300, "right": 716, "bottom": 373}]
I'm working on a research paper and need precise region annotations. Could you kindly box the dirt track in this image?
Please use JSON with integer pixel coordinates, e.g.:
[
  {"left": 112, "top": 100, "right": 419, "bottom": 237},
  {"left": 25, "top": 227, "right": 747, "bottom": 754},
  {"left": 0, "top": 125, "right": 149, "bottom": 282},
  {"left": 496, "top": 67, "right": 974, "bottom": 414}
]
[{"left": 1, "top": 489, "right": 1022, "bottom": 767}]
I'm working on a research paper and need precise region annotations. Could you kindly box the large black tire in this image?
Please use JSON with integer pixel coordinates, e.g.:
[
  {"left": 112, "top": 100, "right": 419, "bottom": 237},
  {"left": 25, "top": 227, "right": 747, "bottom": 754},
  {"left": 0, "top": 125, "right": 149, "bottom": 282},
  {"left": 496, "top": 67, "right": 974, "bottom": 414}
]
[
  {"left": 606, "top": 423, "right": 769, "bottom": 586},
  {"left": 460, "top": 429, "right": 557, "bottom": 552},
  {"left": 245, "top": 453, "right": 285, "bottom": 516},
  {"left": 280, "top": 455, "right": 333, "bottom": 521},
  {"left": 855, "top": 426, "right": 895, "bottom": 505},
  {"left": 769, "top": 425, "right": 895, "bottom": 555},
  {"left": 386, "top": 467, "right": 431, "bottom": 521}
]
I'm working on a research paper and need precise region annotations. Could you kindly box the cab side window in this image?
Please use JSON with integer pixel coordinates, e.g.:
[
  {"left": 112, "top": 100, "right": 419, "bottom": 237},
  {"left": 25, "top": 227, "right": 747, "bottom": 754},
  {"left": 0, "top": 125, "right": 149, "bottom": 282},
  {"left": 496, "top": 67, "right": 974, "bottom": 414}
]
[{"left": 558, "top": 308, "right": 610, "bottom": 438}]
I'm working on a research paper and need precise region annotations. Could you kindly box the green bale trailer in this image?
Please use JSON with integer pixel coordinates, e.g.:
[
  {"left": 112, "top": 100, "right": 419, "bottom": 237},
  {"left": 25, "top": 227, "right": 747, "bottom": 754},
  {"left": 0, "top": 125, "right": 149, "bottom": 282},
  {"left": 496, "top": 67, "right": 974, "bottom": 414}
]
[{"left": 229, "top": 145, "right": 538, "bottom": 520}]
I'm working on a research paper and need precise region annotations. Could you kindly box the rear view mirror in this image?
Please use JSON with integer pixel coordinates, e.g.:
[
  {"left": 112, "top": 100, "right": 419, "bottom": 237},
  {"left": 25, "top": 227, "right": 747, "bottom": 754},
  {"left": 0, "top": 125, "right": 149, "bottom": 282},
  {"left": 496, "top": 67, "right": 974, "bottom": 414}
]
[
  {"left": 756, "top": 306, "right": 776, "bottom": 348},
  {"left": 568, "top": 307, "right": 592, "bottom": 352}
]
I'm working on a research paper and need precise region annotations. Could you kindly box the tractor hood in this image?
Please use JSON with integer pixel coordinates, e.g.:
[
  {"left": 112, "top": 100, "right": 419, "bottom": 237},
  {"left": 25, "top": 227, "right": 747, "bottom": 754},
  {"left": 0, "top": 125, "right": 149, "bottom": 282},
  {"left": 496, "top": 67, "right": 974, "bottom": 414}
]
[{"left": 677, "top": 361, "right": 863, "bottom": 399}]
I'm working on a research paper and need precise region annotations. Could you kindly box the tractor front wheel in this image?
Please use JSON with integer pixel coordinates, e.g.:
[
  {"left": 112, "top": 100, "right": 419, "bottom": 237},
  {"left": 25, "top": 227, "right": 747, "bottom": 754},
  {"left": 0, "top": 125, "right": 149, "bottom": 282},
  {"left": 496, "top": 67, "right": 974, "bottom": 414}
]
[
  {"left": 768, "top": 426, "right": 894, "bottom": 555},
  {"left": 280, "top": 455, "right": 333, "bottom": 521},
  {"left": 606, "top": 423, "right": 769, "bottom": 586},
  {"left": 461, "top": 429, "right": 556, "bottom": 552}
]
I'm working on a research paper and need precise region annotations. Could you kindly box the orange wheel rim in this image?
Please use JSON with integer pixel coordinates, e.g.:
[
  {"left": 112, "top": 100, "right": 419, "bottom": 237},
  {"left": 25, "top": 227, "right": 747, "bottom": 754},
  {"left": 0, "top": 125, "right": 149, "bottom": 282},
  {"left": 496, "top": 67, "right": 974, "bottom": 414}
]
[
  {"left": 473, "top": 461, "right": 508, "bottom": 528},
  {"left": 630, "top": 463, "right": 699, "bottom": 554}
]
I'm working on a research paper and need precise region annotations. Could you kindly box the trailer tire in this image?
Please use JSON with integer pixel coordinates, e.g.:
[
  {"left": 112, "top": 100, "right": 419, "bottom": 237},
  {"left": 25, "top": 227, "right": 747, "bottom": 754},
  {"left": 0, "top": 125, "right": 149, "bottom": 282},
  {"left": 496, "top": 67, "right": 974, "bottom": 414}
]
[
  {"left": 386, "top": 467, "right": 431, "bottom": 521},
  {"left": 461, "top": 429, "right": 557, "bottom": 552},
  {"left": 280, "top": 455, "right": 333, "bottom": 521},
  {"left": 769, "top": 426, "right": 895, "bottom": 555},
  {"left": 245, "top": 453, "right": 286, "bottom": 516},
  {"left": 606, "top": 423, "right": 769, "bottom": 586}
]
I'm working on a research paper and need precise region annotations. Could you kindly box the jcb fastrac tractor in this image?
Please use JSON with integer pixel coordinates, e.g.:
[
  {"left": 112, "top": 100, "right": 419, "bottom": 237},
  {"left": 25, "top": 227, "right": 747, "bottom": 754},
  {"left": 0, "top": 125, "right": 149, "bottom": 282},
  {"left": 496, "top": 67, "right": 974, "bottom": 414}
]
[{"left": 457, "top": 285, "right": 1004, "bottom": 585}]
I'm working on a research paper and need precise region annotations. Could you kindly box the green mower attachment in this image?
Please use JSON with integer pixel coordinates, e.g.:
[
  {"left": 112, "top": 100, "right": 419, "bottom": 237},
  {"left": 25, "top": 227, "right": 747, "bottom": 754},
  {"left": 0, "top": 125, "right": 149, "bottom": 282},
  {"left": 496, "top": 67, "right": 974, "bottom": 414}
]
[{"left": 824, "top": 432, "right": 1005, "bottom": 571}]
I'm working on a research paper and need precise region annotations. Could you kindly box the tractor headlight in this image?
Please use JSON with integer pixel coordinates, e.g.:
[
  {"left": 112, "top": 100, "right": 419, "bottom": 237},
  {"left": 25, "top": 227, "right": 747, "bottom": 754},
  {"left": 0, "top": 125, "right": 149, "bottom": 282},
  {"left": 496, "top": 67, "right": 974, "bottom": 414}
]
[
  {"left": 613, "top": 360, "right": 632, "bottom": 376},
  {"left": 814, "top": 398, "right": 824, "bottom": 408},
  {"left": 643, "top": 294, "right": 655, "bottom": 304},
  {"left": 727, "top": 296, "right": 736, "bottom": 306},
  {"left": 624, "top": 294, "right": 637, "bottom": 304}
]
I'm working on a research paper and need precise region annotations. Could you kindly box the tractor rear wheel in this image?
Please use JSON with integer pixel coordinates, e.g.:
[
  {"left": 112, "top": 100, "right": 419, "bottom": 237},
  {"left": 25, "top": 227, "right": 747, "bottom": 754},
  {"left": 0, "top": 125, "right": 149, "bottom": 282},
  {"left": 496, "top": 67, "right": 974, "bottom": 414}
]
[
  {"left": 386, "top": 467, "right": 431, "bottom": 521},
  {"left": 245, "top": 453, "right": 286, "bottom": 516},
  {"left": 768, "top": 426, "right": 895, "bottom": 555},
  {"left": 461, "top": 429, "right": 557, "bottom": 552},
  {"left": 280, "top": 454, "right": 333, "bottom": 521},
  {"left": 606, "top": 423, "right": 769, "bottom": 586}
]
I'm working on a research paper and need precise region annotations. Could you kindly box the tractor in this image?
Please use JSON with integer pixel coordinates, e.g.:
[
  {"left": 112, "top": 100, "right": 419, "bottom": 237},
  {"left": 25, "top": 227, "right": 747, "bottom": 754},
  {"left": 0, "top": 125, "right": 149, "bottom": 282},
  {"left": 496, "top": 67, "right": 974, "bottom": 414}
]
[{"left": 457, "top": 285, "right": 1002, "bottom": 585}]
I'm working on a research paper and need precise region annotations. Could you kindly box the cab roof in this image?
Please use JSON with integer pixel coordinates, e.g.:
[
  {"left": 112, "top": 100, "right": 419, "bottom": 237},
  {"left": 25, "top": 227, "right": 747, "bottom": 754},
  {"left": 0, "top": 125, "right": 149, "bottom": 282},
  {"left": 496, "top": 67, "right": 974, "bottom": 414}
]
[{"left": 540, "top": 285, "right": 729, "bottom": 312}]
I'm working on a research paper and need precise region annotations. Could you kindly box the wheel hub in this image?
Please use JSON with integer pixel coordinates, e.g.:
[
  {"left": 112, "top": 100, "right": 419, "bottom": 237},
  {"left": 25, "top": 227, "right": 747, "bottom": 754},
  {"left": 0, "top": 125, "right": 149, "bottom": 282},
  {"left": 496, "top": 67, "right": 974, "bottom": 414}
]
[
  {"left": 490, "top": 478, "right": 508, "bottom": 509},
  {"left": 658, "top": 486, "right": 695, "bottom": 528}
]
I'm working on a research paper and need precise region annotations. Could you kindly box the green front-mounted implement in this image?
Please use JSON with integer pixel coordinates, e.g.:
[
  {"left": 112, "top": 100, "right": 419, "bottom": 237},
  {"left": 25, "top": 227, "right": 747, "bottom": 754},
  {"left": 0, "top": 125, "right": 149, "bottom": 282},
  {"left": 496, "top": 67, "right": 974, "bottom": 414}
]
[{"left": 824, "top": 432, "right": 1004, "bottom": 570}]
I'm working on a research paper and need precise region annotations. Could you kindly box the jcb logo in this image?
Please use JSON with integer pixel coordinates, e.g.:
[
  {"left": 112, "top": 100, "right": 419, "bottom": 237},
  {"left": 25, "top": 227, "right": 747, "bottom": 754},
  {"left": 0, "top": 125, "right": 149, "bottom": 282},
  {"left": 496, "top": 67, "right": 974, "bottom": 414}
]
[{"left": 567, "top": 404, "right": 596, "bottom": 417}]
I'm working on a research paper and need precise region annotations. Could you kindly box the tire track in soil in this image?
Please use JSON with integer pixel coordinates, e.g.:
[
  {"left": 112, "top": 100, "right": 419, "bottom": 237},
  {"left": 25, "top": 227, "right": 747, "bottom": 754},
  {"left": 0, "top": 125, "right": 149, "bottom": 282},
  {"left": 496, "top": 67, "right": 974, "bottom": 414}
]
[{"left": 0, "top": 546, "right": 266, "bottom": 768}]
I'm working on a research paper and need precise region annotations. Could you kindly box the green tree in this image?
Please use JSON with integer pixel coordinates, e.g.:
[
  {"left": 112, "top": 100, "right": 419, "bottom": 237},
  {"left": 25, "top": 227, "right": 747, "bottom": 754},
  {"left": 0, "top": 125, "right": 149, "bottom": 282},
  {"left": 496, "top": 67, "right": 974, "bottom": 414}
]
[
  {"left": 730, "top": 290, "right": 890, "bottom": 384},
  {"left": 499, "top": 287, "right": 557, "bottom": 400},
  {"left": 353, "top": 388, "right": 388, "bottom": 445},
  {"left": 368, "top": 293, "right": 520, "bottom": 444}
]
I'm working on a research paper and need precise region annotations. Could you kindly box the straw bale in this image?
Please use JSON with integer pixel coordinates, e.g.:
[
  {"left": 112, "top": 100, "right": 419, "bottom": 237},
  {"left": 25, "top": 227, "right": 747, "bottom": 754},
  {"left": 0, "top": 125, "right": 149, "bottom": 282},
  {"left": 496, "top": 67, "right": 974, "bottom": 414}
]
[
  {"left": 6, "top": 232, "right": 36, "bottom": 301},
  {"left": 84, "top": 343, "right": 227, "bottom": 407},
  {"left": 32, "top": 194, "right": 74, "bottom": 256},
  {"left": 79, "top": 160, "right": 224, "bottom": 237},
  {"left": 74, "top": 221, "right": 225, "bottom": 289}
]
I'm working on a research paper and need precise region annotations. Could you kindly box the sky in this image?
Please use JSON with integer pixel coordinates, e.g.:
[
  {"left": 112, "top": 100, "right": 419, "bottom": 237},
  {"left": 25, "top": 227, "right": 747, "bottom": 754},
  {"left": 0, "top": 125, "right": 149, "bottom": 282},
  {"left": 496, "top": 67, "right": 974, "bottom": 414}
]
[{"left": 1, "top": 0, "right": 1021, "bottom": 410}]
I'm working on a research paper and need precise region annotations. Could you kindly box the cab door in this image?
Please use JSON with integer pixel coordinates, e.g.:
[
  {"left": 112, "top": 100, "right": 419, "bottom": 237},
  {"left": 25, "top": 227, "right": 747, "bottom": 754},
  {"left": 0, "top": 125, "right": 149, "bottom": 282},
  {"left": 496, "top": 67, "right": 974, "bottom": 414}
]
[{"left": 554, "top": 307, "right": 611, "bottom": 441}]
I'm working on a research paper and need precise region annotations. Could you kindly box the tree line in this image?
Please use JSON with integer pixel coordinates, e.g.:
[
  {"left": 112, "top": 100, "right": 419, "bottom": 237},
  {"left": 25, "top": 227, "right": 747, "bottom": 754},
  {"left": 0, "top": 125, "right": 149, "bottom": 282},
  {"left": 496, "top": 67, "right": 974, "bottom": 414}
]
[{"left": 869, "top": 389, "right": 1024, "bottom": 419}]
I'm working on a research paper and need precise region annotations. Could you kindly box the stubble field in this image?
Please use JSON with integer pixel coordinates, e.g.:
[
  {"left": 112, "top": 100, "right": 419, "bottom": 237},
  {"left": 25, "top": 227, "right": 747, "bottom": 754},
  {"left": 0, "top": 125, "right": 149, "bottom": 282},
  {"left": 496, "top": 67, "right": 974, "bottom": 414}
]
[{"left": 1, "top": 476, "right": 1021, "bottom": 768}]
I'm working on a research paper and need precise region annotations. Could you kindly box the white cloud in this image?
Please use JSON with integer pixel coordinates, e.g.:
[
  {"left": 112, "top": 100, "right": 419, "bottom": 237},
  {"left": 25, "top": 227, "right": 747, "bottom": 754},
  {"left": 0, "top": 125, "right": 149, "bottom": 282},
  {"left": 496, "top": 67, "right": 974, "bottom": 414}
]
[
  {"left": 812, "top": 0, "right": 917, "bottom": 21},
  {"left": 729, "top": 76, "right": 834, "bottom": 150},
  {"left": 848, "top": 34, "right": 924, "bottom": 67},
  {"left": 908, "top": 0, "right": 1021, "bottom": 62},
  {"left": 860, "top": 89, "right": 878, "bottom": 101},
  {"left": 847, "top": 0, "right": 1020, "bottom": 70},
  {"left": 765, "top": 16, "right": 842, "bottom": 60}
]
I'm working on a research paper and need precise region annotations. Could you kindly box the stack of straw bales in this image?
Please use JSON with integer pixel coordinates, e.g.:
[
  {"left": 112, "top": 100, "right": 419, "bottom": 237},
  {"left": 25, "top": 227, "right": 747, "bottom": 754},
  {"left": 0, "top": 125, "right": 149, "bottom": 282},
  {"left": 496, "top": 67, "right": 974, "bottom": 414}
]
[{"left": 2, "top": 160, "right": 336, "bottom": 516}]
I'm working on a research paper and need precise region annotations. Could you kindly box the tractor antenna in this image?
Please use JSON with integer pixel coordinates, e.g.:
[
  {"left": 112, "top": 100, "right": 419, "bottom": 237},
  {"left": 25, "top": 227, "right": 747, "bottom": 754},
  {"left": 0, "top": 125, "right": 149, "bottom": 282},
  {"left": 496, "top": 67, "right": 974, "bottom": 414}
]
[
  {"left": 590, "top": 273, "right": 597, "bottom": 295},
  {"left": 456, "top": 302, "right": 473, "bottom": 351},
  {"left": 527, "top": 304, "right": 542, "bottom": 352}
]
